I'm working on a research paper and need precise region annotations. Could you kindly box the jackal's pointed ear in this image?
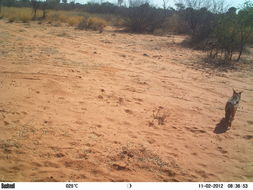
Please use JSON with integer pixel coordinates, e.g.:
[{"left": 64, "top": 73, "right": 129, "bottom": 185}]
[
  {"left": 239, "top": 91, "right": 243, "bottom": 94},
  {"left": 233, "top": 89, "right": 236, "bottom": 94}
]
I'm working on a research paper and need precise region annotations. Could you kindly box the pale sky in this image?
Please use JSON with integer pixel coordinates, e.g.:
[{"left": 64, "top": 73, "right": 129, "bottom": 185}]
[{"left": 73, "top": 0, "right": 248, "bottom": 9}]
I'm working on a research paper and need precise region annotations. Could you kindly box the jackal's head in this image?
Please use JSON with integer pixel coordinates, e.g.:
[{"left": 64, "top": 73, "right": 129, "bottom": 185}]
[{"left": 232, "top": 89, "right": 242, "bottom": 101}]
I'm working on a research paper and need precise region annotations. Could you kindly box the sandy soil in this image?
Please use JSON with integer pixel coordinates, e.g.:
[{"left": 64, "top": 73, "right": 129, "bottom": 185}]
[{"left": 0, "top": 20, "right": 253, "bottom": 182}]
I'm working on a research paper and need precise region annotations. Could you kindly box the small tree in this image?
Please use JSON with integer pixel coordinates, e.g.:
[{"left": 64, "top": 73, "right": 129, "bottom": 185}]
[
  {"left": 209, "top": 2, "right": 253, "bottom": 63},
  {"left": 182, "top": 7, "right": 217, "bottom": 44},
  {"left": 30, "top": 0, "right": 40, "bottom": 19},
  {"left": 118, "top": 0, "right": 123, "bottom": 7},
  {"left": 236, "top": 2, "right": 253, "bottom": 61},
  {"left": 41, "top": 0, "right": 61, "bottom": 19},
  {"left": 162, "top": 0, "right": 169, "bottom": 10},
  {"left": 210, "top": 9, "right": 239, "bottom": 63},
  {"left": 0, "top": 0, "right": 2, "bottom": 14},
  {"left": 175, "top": 3, "right": 185, "bottom": 11},
  {"left": 47, "top": 0, "right": 60, "bottom": 9},
  {"left": 41, "top": 1, "right": 49, "bottom": 19},
  {"left": 125, "top": 1, "right": 166, "bottom": 33}
]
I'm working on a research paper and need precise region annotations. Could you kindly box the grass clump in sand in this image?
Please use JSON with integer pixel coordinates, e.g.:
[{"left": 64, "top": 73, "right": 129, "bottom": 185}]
[
  {"left": 0, "top": 7, "right": 35, "bottom": 23},
  {"left": 77, "top": 17, "right": 107, "bottom": 32},
  {"left": 47, "top": 10, "right": 83, "bottom": 26},
  {"left": 0, "top": 7, "right": 108, "bottom": 31}
]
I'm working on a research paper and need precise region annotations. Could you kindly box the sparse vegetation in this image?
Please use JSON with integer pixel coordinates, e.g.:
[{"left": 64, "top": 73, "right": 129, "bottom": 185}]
[
  {"left": 46, "top": 10, "right": 83, "bottom": 26},
  {"left": 0, "top": 7, "right": 34, "bottom": 22},
  {"left": 171, "top": 0, "right": 253, "bottom": 64},
  {"left": 30, "top": 0, "right": 40, "bottom": 19},
  {"left": 123, "top": 1, "right": 168, "bottom": 33},
  {"left": 77, "top": 16, "right": 107, "bottom": 32},
  {"left": 0, "top": 0, "right": 2, "bottom": 14},
  {"left": 1, "top": 0, "right": 253, "bottom": 183},
  {"left": 208, "top": 2, "right": 253, "bottom": 64},
  {"left": 0, "top": 0, "right": 252, "bottom": 65},
  {"left": 0, "top": 6, "right": 107, "bottom": 30},
  {"left": 149, "top": 106, "right": 169, "bottom": 126}
]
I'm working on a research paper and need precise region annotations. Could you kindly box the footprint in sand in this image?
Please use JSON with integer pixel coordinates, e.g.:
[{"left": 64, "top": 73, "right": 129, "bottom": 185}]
[
  {"left": 98, "top": 95, "right": 103, "bottom": 99},
  {"left": 21, "top": 111, "right": 27, "bottom": 115},
  {"left": 77, "top": 153, "right": 88, "bottom": 159},
  {"left": 243, "top": 135, "right": 253, "bottom": 140},
  {"left": 195, "top": 169, "right": 211, "bottom": 178},
  {"left": 37, "top": 175, "right": 59, "bottom": 182},
  {"left": 3, "top": 121, "right": 10, "bottom": 125},
  {"left": 185, "top": 127, "right": 206, "bottom": 134},
  {"left": 133, "top": 97, "right": 143, "bottom": 102},
  {"left": 247, "top": 120, "right": 253, "bottom": 125},
  {"left": 95, "top": 124, "right": 102, "bottom": 128},
  {"left": 55, "top": 153, "right": 65, "bottom": 158},
  {"left": 106, "top": 117, "right": 115, "bottom": 122},
  {"left": 217, "top": 146, "right": 228, "bottom": 154},
  {"left": 112, "top": 163, "right": 130, "bottom": 171},
  {"left": 129, "top": 133, "right": 137, "bottom": 139},
  {"left": 122, "top": 121, "right": 131, "bottom": 126},
  {"left": 124, "top": 109, "right": 133, "bottom": 114},
  {"left": 74, "top": 161, "right": 87, "bottom": 170},
  {"left": 147, "top": 137, "right": 156, "bottom": 144},
  {"left": 118, "top": 97, "right": 124, "bottom": 105},
  {"left": 43, "top": 161, "right": 60, "bottom": 168},
  {"left": 163, "top": 169, "right": 176, "bottom": 177},
  {"left": 31, "top": 162, "right": 42, "bottom": 167},
  {"left": 91, "top": 131, "right": 103, "bottom": 137}
]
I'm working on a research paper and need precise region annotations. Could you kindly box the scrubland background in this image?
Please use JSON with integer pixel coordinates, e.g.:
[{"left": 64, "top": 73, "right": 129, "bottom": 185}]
[{"left": 0, "top": 0, "right": 253, "bottom": 182}]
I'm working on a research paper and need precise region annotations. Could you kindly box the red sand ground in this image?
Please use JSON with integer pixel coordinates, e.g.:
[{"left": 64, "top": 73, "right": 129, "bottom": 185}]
[{"left": 0, "top": 20, "right": 252, "bottom": 182}]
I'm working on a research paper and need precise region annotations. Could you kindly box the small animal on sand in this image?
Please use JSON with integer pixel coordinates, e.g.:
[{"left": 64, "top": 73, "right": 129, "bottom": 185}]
[{"left": 225, "top": 89, "right": 242, "bottom": 128}]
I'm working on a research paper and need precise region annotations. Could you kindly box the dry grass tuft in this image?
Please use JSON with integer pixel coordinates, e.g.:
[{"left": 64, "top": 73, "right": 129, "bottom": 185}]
[
  {"left": 0, "top": 7, "right": 111, "bottom": 30},
  {"left": 149, "top": 106, "right": 169, "bottom": 126},
  {"left": 66, "top": 16, "right": 83, "bottom": 26},
  {"left": 77, "top": 17, "right": 107, "bottom": 32},
  {"left": 0, "top": 7, "right": 39, "bottom": 23},
  {"left": 47, "top": 11, "right": 82, "bottom": 26}
]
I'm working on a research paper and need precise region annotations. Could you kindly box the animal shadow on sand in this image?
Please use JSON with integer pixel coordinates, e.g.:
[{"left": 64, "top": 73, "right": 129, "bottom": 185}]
[{"left": 214, "top": 118, "right": 229, "bottom": 134}]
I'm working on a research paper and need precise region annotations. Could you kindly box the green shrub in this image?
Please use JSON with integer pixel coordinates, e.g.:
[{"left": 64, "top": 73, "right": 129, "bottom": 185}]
[
  {"left": 124, "top": 2, "right": 166, "bottom": 33},
  {"left": 210, "top": 3, "right": 253, "bottom": 63}
]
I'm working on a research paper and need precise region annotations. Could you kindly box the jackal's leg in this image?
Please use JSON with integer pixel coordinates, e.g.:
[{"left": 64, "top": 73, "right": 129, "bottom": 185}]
[
  {"left": 225, "top": 107, "right": 231, "bottom": 122},
  {"left": 225, "top": 110, "right": 231, "bottom": 128},
  {"left": 231, "top": 108, "right": 237, "bottom": 121}
]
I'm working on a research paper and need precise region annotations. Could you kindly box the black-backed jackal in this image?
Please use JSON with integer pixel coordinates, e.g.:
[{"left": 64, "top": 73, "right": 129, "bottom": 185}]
[{"left": 225, "top": 89, "right": 242, "bottom": 128}]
